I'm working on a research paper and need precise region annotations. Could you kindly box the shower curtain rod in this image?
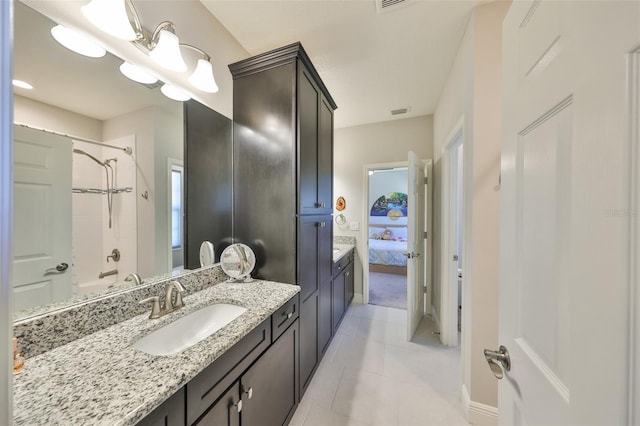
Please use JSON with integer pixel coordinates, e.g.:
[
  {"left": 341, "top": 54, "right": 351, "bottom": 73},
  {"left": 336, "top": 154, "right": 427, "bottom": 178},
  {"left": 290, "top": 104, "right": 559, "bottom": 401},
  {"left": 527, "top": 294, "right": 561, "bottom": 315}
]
[{"left": 14, "top": 123, "right": 133, "bottom": 155}]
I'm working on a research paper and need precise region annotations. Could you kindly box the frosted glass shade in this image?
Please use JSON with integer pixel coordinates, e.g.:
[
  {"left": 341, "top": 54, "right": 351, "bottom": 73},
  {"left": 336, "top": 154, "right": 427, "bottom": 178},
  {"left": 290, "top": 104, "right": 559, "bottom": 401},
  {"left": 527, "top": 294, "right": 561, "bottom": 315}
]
[
  {"left": 81, "top": 0, "right": 137, "bottom": 41},
  {"left": 161, "top": 84, "right": 191, "bottom": 102},
  {"left": 119, "top": 62, "right": 158, "bottom": 85},
  {"left": 149, "top": 30, "right": 187, "bottom": 72},
  {"left": 51, "top": 25, "right": 106, "bottom": 58},
  {"left": 189, "top": 59, "right": 219, "bottom": 93}
]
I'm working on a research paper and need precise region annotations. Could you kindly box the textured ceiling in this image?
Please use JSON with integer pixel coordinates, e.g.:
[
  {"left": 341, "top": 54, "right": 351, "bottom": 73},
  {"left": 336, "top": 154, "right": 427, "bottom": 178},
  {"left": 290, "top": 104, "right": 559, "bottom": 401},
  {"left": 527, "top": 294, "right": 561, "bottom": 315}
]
[{"left": 201, "top": 0, "right": 479, "bottom": 128}]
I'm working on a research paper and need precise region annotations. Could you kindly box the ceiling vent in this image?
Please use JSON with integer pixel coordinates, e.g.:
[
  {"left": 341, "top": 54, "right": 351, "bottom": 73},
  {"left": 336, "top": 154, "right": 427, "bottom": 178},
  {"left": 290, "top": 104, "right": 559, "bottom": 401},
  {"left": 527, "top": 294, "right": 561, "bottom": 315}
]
[
  {"left": 391, "top": 107, "right": 411, "bottom": 116},
  {"left": 376, "top": 0, "right": 413, "bottom": 14}
]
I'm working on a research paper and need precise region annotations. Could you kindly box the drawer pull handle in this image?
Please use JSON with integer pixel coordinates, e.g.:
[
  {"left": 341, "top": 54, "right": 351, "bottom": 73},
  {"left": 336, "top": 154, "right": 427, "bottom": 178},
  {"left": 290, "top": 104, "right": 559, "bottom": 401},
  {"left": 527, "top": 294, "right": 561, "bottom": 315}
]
[
  {"left": 287, "top": 312, "right": 293, "bottom": 319},
  {"left": 234, "top": 399, "right": 243, "bottom": 413}
]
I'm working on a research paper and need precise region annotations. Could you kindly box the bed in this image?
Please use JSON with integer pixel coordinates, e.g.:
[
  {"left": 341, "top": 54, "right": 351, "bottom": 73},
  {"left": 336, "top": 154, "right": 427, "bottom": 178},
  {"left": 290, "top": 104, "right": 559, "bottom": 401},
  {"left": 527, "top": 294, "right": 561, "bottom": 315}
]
[{"left": 368, "top": 224, "right": 408, "bottom": 275}]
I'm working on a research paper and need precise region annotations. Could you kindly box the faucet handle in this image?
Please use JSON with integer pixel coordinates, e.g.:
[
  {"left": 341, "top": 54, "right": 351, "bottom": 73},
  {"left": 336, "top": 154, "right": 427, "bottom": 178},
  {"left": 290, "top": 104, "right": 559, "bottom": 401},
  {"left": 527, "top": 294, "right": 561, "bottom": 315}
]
[
  {"left": 139, "top": 296, "right": 161, "bottom": 319},
  {"left": 171, "top": 281, "right": 186, "bottom": 309}
]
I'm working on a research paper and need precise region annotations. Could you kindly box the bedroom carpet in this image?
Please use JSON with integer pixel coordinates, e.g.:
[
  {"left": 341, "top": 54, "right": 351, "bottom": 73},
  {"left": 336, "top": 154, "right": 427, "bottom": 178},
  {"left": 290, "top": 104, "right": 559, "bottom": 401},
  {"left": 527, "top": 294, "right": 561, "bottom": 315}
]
[{"left": 368, "top": 271, "right": 407, "bottom": 310}]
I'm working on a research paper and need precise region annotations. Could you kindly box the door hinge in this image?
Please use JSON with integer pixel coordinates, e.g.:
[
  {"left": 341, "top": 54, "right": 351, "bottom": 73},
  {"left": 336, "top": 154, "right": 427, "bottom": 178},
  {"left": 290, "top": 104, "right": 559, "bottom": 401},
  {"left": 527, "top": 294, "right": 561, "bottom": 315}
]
[
  {"left": 424, "top": 176, "right": 428, "bottom": 184},
  {"left": 423, "top": 231, "right": 428, "bottom": 239},
  {"left": 423, "top": 285, "right": 427, "bottom": 293}
]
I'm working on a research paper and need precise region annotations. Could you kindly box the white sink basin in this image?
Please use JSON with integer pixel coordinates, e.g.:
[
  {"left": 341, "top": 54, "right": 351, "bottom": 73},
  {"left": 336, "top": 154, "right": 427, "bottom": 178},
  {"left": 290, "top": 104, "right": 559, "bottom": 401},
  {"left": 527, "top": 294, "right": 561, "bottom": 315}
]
[{"left": 132, "top": 303, "right": 247, "bottom": 356}]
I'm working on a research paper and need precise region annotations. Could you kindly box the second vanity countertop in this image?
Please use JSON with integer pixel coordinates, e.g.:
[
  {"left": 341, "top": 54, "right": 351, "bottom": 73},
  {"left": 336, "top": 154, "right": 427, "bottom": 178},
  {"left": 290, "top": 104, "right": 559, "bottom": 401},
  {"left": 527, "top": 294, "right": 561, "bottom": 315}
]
[
  {"left": 13, "top": 280, "right": 300, "bottom": 426},
  {"left": 333, "top": 243, "right": 355, "bottom": 263}
]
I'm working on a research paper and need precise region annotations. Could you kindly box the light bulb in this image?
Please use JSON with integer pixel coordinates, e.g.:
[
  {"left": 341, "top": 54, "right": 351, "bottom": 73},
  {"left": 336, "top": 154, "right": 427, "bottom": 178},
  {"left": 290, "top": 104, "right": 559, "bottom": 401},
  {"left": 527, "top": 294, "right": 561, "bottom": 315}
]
[
  {"left": 51, "top": 25, "right": 106, "bottom": 58},
  {"left": 160, "top": 84, "right": 191, "bottom": 102},
  {"left": 119, "top": 62, "right": 158, "bottom": 85},
  {"left": 188, "top": 59, "right": 219, "bottom": 93},
  {"left": 149, "top": 30, "right": 187, "bottom": 72},
  {"left": 81, "top": 0, "right": 137, "bottom": 41}
]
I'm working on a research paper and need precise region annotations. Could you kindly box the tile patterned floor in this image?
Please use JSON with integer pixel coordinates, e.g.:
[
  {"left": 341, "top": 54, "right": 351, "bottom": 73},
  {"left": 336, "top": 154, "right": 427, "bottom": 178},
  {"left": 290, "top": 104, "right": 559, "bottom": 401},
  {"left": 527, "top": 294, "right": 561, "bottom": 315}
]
[{"left": 290, "top": 303, "right": 468, "bottom": 426}]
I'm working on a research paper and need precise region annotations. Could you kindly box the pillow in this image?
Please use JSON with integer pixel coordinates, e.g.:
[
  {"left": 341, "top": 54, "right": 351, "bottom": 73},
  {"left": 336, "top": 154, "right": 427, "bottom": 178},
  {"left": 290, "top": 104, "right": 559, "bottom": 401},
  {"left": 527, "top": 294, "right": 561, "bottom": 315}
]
[{"left": 393, "top": 227, "right": 408, "bottom": 240}]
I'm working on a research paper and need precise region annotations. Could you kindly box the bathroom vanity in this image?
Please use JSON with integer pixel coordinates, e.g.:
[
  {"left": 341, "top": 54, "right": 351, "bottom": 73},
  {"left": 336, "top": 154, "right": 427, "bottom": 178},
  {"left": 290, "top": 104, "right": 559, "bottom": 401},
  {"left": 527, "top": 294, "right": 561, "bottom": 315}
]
[{"left": 12, "top": 277, "right": 300, "bottom": 426}]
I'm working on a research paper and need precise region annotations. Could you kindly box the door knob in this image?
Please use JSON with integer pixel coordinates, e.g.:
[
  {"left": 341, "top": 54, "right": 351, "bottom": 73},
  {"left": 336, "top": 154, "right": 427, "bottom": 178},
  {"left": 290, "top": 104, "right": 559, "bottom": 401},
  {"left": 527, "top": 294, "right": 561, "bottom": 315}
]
[
  {"left": 243, "top": 387, "right": 253, "bottom": 399},
  {"left": 484, "top": 345, "right": 510, "bottom": 379},
  {"left": 44, "top": 262, "right": 69, "bottom": 274}
]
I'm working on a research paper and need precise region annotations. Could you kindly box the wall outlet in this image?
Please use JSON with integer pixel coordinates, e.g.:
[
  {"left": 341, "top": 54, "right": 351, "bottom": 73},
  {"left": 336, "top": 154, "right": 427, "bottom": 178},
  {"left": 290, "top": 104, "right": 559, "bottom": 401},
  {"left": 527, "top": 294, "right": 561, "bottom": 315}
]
[{"left": 349, "top": 221, "right": 360, "bottom": 231}]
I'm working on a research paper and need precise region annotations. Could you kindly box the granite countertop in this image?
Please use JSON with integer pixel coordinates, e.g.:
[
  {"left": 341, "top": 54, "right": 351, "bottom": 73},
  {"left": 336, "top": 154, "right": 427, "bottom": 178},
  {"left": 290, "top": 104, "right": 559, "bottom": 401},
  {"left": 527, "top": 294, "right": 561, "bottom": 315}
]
[
  {"left": 13, "top": 280, "right": 300, "bottom": 426},
  {"left": 333, "top": 243, "right": 355, "bottom": 262}
]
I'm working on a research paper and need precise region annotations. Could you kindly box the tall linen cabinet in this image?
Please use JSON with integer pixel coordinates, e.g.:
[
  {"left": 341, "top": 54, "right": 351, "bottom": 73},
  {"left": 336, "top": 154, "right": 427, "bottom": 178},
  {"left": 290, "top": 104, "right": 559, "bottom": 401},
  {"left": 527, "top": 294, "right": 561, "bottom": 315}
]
[{"left": 229, "top": 43, "right": 337, "bottom": 397}]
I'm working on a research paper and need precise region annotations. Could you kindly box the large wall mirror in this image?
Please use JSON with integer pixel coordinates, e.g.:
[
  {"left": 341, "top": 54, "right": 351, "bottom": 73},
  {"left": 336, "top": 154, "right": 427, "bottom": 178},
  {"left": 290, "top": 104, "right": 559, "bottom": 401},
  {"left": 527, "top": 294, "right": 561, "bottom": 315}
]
[{"left": 12, "top": 1, "right": 230, "bottom": 319}]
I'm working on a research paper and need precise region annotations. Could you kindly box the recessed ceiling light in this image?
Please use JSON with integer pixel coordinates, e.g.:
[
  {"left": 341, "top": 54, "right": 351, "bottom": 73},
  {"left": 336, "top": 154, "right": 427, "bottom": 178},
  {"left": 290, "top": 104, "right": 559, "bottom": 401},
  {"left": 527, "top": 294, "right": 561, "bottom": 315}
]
[
  {"left": 12, "top": 79, "right": 33, "bottom": 90},
  {"left": 51, "top": 24, "right": 106, "bottom": 58}
]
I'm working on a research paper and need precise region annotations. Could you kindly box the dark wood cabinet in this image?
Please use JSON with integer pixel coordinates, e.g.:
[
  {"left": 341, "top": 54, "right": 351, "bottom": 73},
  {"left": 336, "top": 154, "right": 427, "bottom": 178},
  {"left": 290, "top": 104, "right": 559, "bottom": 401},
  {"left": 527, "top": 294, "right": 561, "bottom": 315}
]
[
  {"left": 137, "top": 388, "right": 185, "bottom": 426},
  {"left": 194, "top": 383, "right": 240, "bottom": 426},
  {"left": 184, "top": 100, "right": 233, "bottom": 269},
  {"left": 230, "top": 43, "right": 336, "bottom": 405},
  {"left": 332, "top": 274, "right": 346, "bottom": 334},
  {"left": 345, "top": 261, "right": 355, "bottom": 307},
  {"left": 299, "top": 292, "right": 318, "bottom": 395},
  {"left": 242, "top": 321, "right": 298, "bottom": 426},
  {"left": 319, "top": 277, "right": 332, "bottom": 356}
]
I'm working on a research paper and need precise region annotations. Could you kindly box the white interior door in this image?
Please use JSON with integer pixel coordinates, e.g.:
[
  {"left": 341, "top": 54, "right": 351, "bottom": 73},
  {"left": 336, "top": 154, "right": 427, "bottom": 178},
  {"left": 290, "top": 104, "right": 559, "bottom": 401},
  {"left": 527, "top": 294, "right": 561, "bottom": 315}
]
[
  {"left": 13, "top": 126, "right": 72, "bottom": 311},
  {"left": 407, "top": 150, "right": 425, "bottom": 340},
  {"left": 498, "top": 1, "right": 638, "bottom": 424}
]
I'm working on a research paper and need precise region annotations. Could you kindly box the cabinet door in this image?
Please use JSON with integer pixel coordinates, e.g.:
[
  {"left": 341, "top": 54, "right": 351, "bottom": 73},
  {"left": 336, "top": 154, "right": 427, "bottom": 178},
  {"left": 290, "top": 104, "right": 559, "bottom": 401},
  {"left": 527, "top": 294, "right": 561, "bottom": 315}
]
[
  {"left": 194, "top": 383, "right": 240, "bottom": 426},
  {"left": 298, "top": 216, "right": 319, "bottom": 301},
  {"left": 332, "top": 272, "right": 346, "bottom": 333},
  {"left": 299, "top": 291, "right": 319, "bottom": 396},
  {"left": 317, "top": 95, "right": 333, "bottom": 213},
  {"left": 319, "top": 277, "right": 332, "bottom": 356},
  {"left": 345, "top": 261, "right": 354, "bottom": 308},
  {"left": 318, "top": 215, "right": 333, "bottom": 288},
  {"left": 241, "top": 321, "right": 298, "bottom": 426},
  {"left": 137, "top": 388, "right": 185, "bottom": 426},
  {"left": 298, "top": 66, "right": 319, "bottom": 215}
]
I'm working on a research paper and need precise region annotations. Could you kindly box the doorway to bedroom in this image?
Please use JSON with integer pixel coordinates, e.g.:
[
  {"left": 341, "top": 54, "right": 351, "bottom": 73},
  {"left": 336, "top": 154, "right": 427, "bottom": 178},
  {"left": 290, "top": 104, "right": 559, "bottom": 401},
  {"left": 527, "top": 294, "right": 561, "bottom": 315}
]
[{"left": 367, "top": 166, "right": 409, "bottom": 310}]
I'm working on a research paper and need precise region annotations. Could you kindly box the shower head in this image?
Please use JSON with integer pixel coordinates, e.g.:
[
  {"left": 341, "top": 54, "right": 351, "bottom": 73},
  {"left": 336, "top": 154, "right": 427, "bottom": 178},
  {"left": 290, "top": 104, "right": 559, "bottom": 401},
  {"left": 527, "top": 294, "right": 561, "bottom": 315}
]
[{"left": 73, "top": 149, "right": 104, "bottom": 166}]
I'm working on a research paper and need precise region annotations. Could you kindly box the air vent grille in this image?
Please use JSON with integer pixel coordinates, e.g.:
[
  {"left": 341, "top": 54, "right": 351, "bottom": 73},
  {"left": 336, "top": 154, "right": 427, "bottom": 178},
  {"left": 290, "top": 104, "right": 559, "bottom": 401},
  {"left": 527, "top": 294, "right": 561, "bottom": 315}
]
[
  {"left": 376, "top": 0, "right": 412, "bottom": 14},
  {"left": 391, "top": 107, "right": 410, "bottom": 116}
]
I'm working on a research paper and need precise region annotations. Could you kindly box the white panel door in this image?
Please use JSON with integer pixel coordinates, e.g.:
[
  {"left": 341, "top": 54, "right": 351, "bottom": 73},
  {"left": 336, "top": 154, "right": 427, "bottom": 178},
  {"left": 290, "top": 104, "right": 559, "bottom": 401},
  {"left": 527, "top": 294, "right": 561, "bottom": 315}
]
[
  {"left": 13, "top": 126, "right": 72, "bottom": 311},
  {"left": 407, "top": 150, "right": 425, "bottom": 340},
  {"left": 499, "top": 1, "right": 639, "bottom": 424}
]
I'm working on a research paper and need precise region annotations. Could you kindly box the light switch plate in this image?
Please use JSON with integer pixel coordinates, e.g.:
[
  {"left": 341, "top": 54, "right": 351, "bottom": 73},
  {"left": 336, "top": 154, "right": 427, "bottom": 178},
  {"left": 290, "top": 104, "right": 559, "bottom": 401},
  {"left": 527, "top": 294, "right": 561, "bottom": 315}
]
[{"left": 349, "top": 221, "right": 360, "bottom": 231}]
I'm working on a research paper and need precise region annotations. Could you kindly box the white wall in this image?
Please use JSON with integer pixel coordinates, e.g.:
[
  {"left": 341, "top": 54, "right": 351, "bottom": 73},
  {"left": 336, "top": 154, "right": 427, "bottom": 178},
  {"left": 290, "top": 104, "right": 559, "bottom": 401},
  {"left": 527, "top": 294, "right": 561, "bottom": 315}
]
[
  {"left": 433, "top": 0, "right": 510, "bottom": 419},
  {"left": 102, "top": 104, "right": 183, "bottom": 279},
  {"left": 14, "top": 95, "right": 101, "bottom": 141},
  {"left": 334, "top": 115, "right": 433, "bottom": 298}
]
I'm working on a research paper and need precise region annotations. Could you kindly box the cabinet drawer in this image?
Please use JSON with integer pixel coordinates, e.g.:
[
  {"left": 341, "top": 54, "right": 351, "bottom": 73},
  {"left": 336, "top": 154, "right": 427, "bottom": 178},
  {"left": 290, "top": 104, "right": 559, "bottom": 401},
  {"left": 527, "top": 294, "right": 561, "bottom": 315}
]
[
  {"left": 187, "top": 318, "right": 271, "bottom": 425},
  {"left": 272, "top": 294, "right": 299, "bottom": 341},
  {"left": 333, "top": 251, "right": 352, "bottom": 277}
]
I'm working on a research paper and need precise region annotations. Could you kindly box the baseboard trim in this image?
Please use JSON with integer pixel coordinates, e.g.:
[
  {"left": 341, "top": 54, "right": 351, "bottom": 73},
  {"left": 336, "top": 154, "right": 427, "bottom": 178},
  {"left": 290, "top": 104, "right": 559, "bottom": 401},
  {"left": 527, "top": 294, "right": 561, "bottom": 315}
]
[
  {"left": 462, "top": 384, "right": 498, "bottom": 425},
  {"left": 352, "top": 293, "right": 363, "bottom": 304}
]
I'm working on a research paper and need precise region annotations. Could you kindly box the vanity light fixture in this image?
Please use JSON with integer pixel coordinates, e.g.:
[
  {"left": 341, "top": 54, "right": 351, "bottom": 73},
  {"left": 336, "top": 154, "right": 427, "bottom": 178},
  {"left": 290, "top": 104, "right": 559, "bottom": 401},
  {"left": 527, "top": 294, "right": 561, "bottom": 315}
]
[
  {"left": 81, "top": 0, "right": 219, "bottom": 97},
  {"left": 119, "top": 62, "right": 158, "bottom": 85},
  {"left": 182, "top": 45, "right": 219, "bottom": 93},
  {"left": 148, "top": 23, "right": 187, "bottom": 72},
  {"left": 81, "top": 0, "right": 140, "bottom": 41},
  {"left": 160, "top": 83, "right": 191, "bottom": 102},
  {"left": 51, "top": 24, "right": 106, "bottom": 58},
  {"left": 12, "top": 79, "right": 33, "bottom": 90}
]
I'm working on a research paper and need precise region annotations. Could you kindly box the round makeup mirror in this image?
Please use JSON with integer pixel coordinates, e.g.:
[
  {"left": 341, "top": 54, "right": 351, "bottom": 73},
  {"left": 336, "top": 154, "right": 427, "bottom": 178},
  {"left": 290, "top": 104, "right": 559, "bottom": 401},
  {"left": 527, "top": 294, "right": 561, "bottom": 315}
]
[{"left": 220, "top": 243, "right": 256, "bottom": 282}]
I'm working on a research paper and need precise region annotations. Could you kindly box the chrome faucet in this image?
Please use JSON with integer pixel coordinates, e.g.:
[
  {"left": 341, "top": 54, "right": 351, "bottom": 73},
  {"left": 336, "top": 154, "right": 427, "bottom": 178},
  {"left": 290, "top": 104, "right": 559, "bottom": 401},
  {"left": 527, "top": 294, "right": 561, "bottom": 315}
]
[
  {"left": 125, "top": 272, "right": 142, "bottom": 285},
  {"left": 139, "top": 280, "right": 186, "bottom": 319}
]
